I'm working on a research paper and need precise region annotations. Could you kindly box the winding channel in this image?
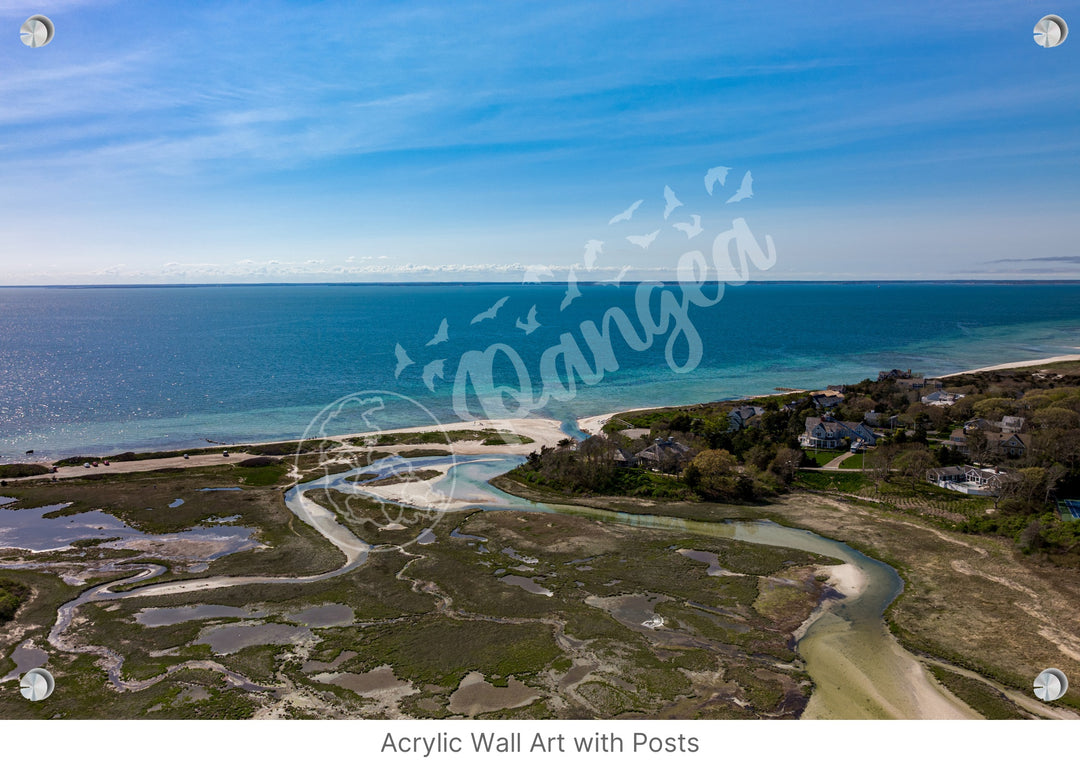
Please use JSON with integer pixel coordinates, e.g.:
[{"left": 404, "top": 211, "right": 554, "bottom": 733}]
[{"left": 38, "top": 453, "right": 964, "bottom": 717}]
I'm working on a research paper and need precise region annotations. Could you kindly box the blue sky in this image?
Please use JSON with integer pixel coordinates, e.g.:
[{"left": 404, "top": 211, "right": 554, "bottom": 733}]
[{"left": 0, "top": 0, "right": 1078, "bottom": 283}]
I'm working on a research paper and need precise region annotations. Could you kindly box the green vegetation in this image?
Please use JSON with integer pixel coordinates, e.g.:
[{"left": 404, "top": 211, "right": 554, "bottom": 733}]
[
  {"left": 354, "top": 469, "right": 442, "bottom": 487},
  {"left": 0, "top": 577, "right": 30, "bottom": 622},
  {"left": 927, "top": 666, "right": 1028, "bottom": 719},
  {"left": 0, "top": 463, "right": 51, "bottom": 479},
  {"left": 235, "top": 462, "right": 289, "bottom": 486},
  {"left": 52, "top": 439, "right": 341, "bottom": 468},
  {"left": 804, "top": 450, "right": 844, "bottom": 466},
  {"left": 839, "top": 453, "right": 866, "bottom": 469},
  {"left": 398, "top": 448, "right": 453, "bottom": 458}
]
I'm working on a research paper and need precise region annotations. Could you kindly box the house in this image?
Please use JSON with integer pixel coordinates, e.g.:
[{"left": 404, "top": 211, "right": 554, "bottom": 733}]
[
  {"left": 811, "top": 390, "right": 844, "bottom": 410},
  {"left": 728, "top": 405, "right": 766, "bottom": 432},
  {"left": 989, "top": 432, "right": 1029, "bottom": 458},
  {"left": 964, "top": 418, "right": 996, "bottom": 432},
  {"left": 945, "top": 428, "right": 1030, "bottom": 459},
  {"left": 1000, "top": 415, "right": 1025, "bottom": 433},
  {"left": 863, "top": 410, "right": 882, "bottom": 427},
  {"left": 607, "top": 447, "right": 635, "bottom": 467},
  {"left": 878, "top": 369, "right": 913, "bottom": 381},
  {"left": 635, "top": 438, "right": 693, "bottom": 471},
  {"left": 799, "top": 417, "right": 877, "bottom": 449},
  {"left": 926, "top": 465, "right": 1010, "bottom": 496},
  {"left": 897, "top": 377, "right": 943, "bottom": 391},
  {"left": 921, "top": 390, "right": 964, "bottom": 406}
]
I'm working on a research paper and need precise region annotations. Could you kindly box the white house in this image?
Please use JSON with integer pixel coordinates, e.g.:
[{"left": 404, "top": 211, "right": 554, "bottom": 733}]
[
  {"left": 921, "top": 390, "right": 965, "bottom": 407},
  {"left": 926, "top": 465, "right": 1010, "bottom": 496}
]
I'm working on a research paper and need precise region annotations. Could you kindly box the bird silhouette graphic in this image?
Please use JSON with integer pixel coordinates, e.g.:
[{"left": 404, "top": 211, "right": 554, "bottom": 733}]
[
  {"left": 673, "top": 214, "right": 703, "bottom": 239},
  {"left": 704, "top": 166, "right": 731, "bottom": 195},
  {"left": 726, "top": 171, "right": 753, "bottom": 203},
  {"left": 627, "top": 229, "right": 660, "bottom": 249},
  {"left": 425, "top": 318, "right": 449, "bottom": 346},
  {"left": 561, "top": 268, "right": 581, "bottom": 311},
  {"left": 608, "top": 199, "right": 643, "bottom": 225},
  {"left": 601, "top": 266, "right": 631, "bottom": 287},
  {"left": 470, "top": 295, "right": 510, "bottom": 324},
  {"left": 583, "top": 240, "right": 604, "bottom": 271},
  {"left": 663, "top": 186, "right": 683, "bottom": 220},
  {"left": 522, "top": 264, "right": 554, "bottom": 283},
  {"left": 422, "top": 359, "right": 445, "bottom": 391},
  {"left": 394, "top": 343, "right": 414, "bottom": 378},
  {"left": 515, "top": 305, "right": 540, "bottom": 334}
]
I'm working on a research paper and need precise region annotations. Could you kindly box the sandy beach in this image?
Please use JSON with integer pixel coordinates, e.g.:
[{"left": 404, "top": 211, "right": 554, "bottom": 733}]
[
  {"left": 575, "top": 407, "right": 666, "bottom": 437},
  {"left": 934, "top": 352, "right": 1080, "bottom": 379},
  {"left": 337, "top": 416, "right": 568, "bottom": 454}
]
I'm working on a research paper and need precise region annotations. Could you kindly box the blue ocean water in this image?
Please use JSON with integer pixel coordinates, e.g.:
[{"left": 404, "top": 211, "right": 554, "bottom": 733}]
[{"left": 1, "top": 283, "right": 1078, "bottom": 460}]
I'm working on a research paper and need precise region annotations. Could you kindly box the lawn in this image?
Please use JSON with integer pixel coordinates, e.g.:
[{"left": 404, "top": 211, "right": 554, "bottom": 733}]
[{"left": 804, "top": 450, "right": 844, "bottom": 466}]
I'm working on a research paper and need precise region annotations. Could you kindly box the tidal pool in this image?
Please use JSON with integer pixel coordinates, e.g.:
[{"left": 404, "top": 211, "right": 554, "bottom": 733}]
[
  {"left": 196, "top": 622, "right": 311, "bottom": 654},
  {"left": 677, "top": 548, "right": 740, "bottom": 577},
  {"left": 1, "top": 640, "right": 48, "bottom": 681},
  {"left": 499, "top": 575, "right": 553, "bottom": 596},
  {"left": 0, "top": 503, "right": 144, "bottom": 551},
  {"left": 135, "top": 604, "right": 260, "bottom": 628},
  {"left": 0, "top": 500, "right": 258, "bottom": 558},
  {"left": 285, "top": 604, "right": 355, "bottom": 628}
]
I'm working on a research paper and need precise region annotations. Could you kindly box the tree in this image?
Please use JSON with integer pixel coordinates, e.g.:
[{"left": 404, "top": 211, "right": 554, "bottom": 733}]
[
  {"left": 685, "top": 449, "right": 742, "bottom": 500},
  {"left": 769, "top": 447, "right": 803, "bottom": 484},
  {"left": 744, "top": 442, "right": 776, "bottom": 472},
  {"left": 1032, "top": 407, "right": 1080, "bottom": 431},
  {"left": 895, "top": 449, "right": 934, "bottom": 493},
  {"left": 576, "top": 435, "right": 616, "bottom": 491},
  {"left": 972, "top": 397, "right": 1016, "bottom": 421},
  {"left": 966, "top": 427, "right": 992, "bottom": 463},
  {"left": 865, "top": 447, "right": 895, "bottom": 492}
]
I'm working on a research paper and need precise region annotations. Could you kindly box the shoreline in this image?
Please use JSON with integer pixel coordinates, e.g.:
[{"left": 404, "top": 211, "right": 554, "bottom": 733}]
[
  {"left": 9, "top": 352, "right": 1080, "bottom": 474},
  {"left": 933, "top": 352, "right": 1080, "bottom": 379}
]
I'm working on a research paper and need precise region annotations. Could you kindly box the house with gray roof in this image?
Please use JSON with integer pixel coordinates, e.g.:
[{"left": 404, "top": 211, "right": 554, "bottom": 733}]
[
  {"left": 799, "top": 417, "right": 877, "bottom": 449},
  {"left": 728, "top": 405, "right": 766, "bottom": 432}
]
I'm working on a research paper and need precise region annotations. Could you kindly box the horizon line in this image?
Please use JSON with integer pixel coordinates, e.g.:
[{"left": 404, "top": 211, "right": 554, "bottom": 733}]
[{"left": 3, "top": 279, "right": 1080, "bottom": 290}]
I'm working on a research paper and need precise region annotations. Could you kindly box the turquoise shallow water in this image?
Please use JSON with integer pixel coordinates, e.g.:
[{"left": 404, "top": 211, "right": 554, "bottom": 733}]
[{"left": 1, "top": 282, "right": 1078, "bottom": 458}]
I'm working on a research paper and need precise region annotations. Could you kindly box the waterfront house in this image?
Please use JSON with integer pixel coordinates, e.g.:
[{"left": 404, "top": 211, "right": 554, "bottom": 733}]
[
  {"left": 635, "top": 438, "right": 693, "bottom": 471},
  {"left": 897, "top": 377, "right": 943, "bottom": 391},
  {"left": 811, "top": 390, "right": 844, "bottom": 410},
  {"left": 728, "top": 405, "right": 766, "bottom": 431},
  {"left": 799, "top": 417, "right": 877, "bottom": 449},
  {"left": 878, "top": 369, "right": 913, "bottom": 381}
]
